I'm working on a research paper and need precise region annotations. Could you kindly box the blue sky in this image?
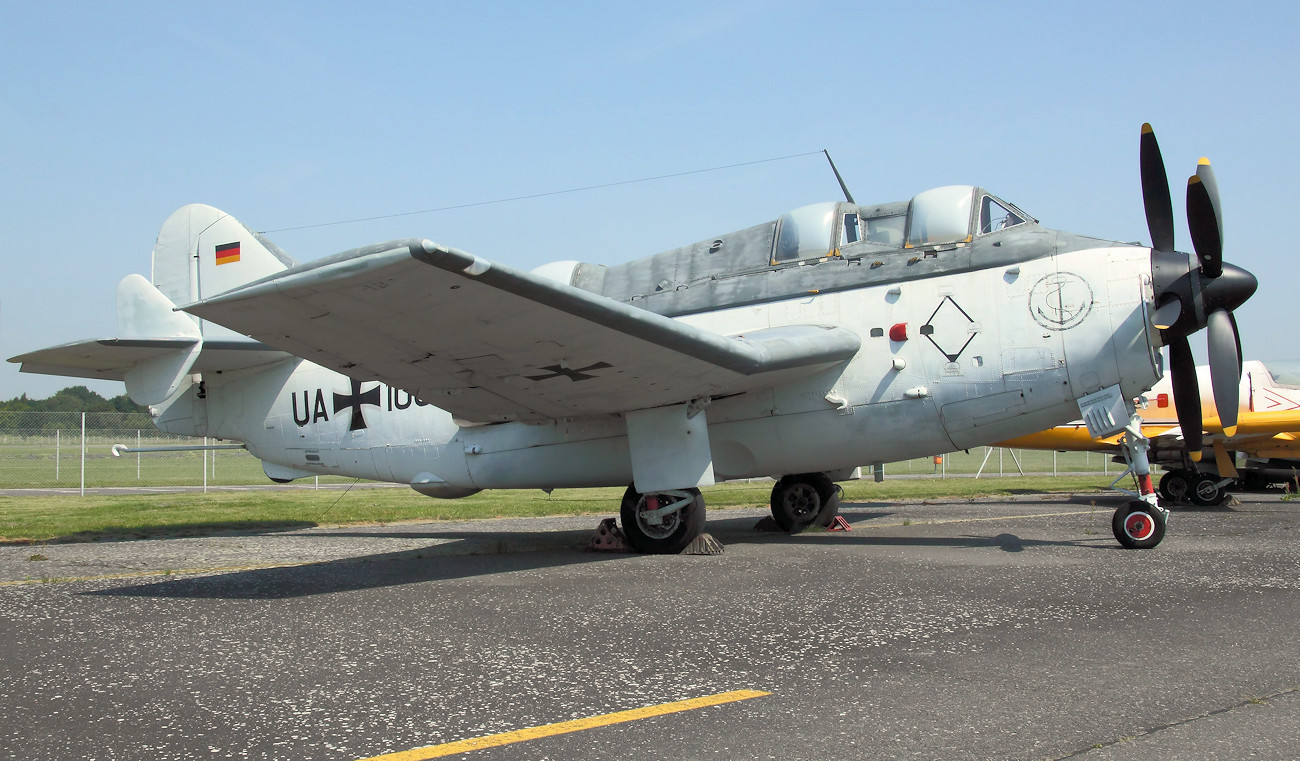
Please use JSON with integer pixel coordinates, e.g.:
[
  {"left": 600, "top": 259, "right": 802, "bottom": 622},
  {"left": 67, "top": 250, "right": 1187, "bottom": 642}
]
[{"left": 2, "top": 0, "right": 1296, "bottom": 400}]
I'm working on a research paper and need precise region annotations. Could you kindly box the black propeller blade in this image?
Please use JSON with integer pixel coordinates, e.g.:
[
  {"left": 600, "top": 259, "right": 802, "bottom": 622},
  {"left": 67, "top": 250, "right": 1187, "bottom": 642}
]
[
  {"left": 1143, "top": 125, "right": 1256, "bottom": 458},
  {"left": 1187, "top": 168, "right": 1223, "bottom": 279},
  {"left": 1167, "top": 337, "right": 1202, "bottom": 457},
  {"left": 1207, "top": 309, "right": 1240, "bottom": 435},
  {"left": 1140, "top": 123, "right": 1176, "bottom": 254}
]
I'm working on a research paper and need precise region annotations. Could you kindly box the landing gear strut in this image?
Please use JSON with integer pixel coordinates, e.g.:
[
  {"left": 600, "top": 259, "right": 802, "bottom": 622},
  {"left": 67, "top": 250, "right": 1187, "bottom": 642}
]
[
  {"left": 619, "top": 485, "right": 706, "bottom": 554},
  {"left": 770, "top": 473, "right": 841, "bottom": 533},
  {"left": 1112, "top": 411, "right": 1170, "bottom": 550}
]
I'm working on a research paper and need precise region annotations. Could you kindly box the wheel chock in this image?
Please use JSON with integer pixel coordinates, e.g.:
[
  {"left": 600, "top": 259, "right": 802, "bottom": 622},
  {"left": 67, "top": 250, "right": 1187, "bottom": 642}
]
[
  {"left": 587, "top": 517, "right": 631, "bottom": 552},
  {"left": 683, "top": 533, "right": 724, "bottom": 555},
  {"left": 827, "top": 516, "right": 852, "bottom": 532}
]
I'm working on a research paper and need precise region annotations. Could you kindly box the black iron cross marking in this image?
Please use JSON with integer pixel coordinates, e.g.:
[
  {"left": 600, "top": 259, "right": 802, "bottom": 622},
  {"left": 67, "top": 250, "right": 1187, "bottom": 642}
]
[
  {"left": 333, "top": 379, "right": 382, "bottom": 431},
  {"left": 526, "top": 361, "right": 613, "bottom": 382}
]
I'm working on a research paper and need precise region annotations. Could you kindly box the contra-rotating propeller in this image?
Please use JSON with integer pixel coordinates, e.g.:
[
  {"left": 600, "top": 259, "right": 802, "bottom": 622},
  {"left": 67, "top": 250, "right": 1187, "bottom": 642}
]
[{"left": 1141, "top": 124, "right": 1256, "bottom": 460}]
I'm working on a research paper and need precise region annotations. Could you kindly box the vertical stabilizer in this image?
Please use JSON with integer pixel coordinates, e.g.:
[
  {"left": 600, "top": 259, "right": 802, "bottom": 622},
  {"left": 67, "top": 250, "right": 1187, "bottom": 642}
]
[{"left": 151, "top": 204, "right": 296, "bottom": 338}]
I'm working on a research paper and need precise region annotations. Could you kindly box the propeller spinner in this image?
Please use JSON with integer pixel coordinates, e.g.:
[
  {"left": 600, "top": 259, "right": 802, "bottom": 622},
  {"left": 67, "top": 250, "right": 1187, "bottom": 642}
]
[{"left": 1142, "top": 124, "right": 1256, "bottom": 459}]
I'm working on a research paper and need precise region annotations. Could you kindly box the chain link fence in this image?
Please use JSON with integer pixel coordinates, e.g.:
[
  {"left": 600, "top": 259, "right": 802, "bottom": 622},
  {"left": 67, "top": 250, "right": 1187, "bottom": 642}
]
[
  {"left": 885, "top": 447, "right": 1116, "bottom": 478},
  {"left": 0, "top": 411, "right": 287, "bottom": 491},
  {"left": 0, "top": 411, "right": 1119, "bottom": 492}
]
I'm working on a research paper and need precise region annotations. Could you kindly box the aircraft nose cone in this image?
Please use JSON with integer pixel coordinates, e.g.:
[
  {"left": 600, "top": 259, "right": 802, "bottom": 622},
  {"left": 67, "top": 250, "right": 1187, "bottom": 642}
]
[{"left": 1204, "top": 261, "right": 1257, "bottom": 313}]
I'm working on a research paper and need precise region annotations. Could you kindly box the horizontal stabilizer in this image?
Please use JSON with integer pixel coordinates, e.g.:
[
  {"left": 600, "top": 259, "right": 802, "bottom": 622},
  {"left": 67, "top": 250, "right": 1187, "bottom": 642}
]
[
  {"left": 183, "top": 239, "right": 862, "bottom": 422},
  {"left": 9, "top": 271, "right": 291, "bottom": 389},
  {"left": 8, "top": 338, "right": 288, "bottom": 384}
]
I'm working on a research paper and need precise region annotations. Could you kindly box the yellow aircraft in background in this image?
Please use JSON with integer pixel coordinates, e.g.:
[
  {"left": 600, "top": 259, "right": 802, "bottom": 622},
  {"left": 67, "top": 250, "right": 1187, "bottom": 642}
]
[{"left": 999, "top": 360, "right": 1300, "bottom": 506}]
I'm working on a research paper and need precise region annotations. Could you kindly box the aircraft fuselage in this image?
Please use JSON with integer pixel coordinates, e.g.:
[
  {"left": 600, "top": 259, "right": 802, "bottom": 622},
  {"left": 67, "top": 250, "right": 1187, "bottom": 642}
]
[{"left": 156, "top": 240, "right": 1161, "bottom": 495}]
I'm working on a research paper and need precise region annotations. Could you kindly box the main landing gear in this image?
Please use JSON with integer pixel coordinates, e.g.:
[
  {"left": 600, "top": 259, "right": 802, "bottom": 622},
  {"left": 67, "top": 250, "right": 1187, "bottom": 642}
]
[
  {"left": 620, "top": 485, "right": 706, "bottom": 554},
  {"left": 1159, "top": 469, "right": 1230, "bottom": 507},
  {"left": 618, "top": 472, "right": 843, "bottom": 552},
  {"left": 769, "top": 473, "right": 842, "bottom": 533}
]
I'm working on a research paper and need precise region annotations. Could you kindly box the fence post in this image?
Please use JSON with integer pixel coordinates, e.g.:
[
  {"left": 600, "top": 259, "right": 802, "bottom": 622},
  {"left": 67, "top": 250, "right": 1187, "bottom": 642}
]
[
  {"left": 56, "top": 429, "right": 60, "bottom": 482},
  {"left": 203, "top": 436, "right": 209, "bottom": 494},
  {"left": 136, "top": 430, "right": 141, "bottom": 479},
  {"left": 80, "top": 412, "right": 86, "bottom": 497},
  {"left": 1053, "top": 449, "right": 1057, "bottom": 477}
]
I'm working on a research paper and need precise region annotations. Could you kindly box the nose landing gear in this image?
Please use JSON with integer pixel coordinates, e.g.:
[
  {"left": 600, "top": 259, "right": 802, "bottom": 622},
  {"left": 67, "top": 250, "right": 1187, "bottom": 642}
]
[{"left": 1110, "top": 410, "right": 1170, "bottom": 550}]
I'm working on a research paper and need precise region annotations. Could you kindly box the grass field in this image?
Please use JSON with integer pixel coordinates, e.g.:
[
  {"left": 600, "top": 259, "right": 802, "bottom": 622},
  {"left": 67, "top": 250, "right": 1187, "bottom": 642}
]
[
  {"left": 0, "top": 431, "right": 1122, "bottom": 489},
  {"left": 0, "top": 475, "right": 1119, "bottom": 544}
]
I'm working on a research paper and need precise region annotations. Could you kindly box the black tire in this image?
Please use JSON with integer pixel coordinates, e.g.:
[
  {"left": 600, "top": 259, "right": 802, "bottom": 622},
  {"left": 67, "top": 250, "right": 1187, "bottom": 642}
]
[
  {"left": 1189, "top": 473, "right": 1228, "bottom": 507},
  {"left": 620, "top": 485, "right": 706, "bottom": 554},
  {"left": 770, "top": 473, "right": 833, "bottom": 533},
  {"left": 815, "top": 484, "right": 843, "bottom": 528},
  {"left": 1158, "top": 470, "right": 1191, "bottom": 503},
  {"left": 1111, "top": 501, "right": 1167, "bottom": 549}
]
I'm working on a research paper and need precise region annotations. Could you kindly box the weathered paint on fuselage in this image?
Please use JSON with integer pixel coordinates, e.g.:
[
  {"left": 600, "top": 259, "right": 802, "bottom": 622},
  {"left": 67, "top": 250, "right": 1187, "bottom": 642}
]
[{"left": 153, "top": 216, "right": 1162, "bottom": 495}]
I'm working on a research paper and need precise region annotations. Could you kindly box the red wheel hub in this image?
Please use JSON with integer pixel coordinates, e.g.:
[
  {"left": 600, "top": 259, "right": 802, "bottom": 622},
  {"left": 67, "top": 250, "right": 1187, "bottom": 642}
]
[{"left": 1124, "top": 511, "right": 1155, "bottom": 541}]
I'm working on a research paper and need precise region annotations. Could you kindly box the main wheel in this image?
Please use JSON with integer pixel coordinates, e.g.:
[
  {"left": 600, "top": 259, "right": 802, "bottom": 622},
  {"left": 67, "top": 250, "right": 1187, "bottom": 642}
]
[
  {"left": 1189, "top": 474, "right": 1228, "bottom": 506},
  {"left": 770, "top": 473, "right": 834, "bottom": 533},
  {"left": 1111, "top": 501, "right": 1166, "bottom": 549},
  {"left": 1158, "top": 470, "right": 1191, "bottom": 503},
  {"left": 620, "top": 485, "right": 706, "bottom": 554},
  {"left": 815, "top": 484, "right": 843, "bottom": 528}
]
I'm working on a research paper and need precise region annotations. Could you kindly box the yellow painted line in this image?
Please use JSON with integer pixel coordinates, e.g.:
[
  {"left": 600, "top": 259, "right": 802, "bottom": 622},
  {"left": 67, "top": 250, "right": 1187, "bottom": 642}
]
[
  {"left": 0, "top": 560, "right": 321, "bottom": 587},
  {"left": 358, "top": 689, "right": 771, "bottom": 761}
]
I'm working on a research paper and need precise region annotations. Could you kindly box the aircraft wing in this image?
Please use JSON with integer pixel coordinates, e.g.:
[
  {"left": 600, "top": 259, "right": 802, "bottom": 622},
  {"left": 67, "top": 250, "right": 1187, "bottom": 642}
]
[
  {"left": 183, "top": 239, "right": 861, "bottom": 422},
  {"left": 1203, "top": 410, "right": 1300, "bottom": 459},
  {"left": 1000, "top": 410, "right": 1300, "bottom": 459}
]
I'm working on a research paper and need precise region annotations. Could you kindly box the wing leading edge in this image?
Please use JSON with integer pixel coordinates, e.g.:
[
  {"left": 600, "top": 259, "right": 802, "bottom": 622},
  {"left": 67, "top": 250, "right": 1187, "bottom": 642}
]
[{"left": 182, "top": 239, "right": 861, "bottom": 422}]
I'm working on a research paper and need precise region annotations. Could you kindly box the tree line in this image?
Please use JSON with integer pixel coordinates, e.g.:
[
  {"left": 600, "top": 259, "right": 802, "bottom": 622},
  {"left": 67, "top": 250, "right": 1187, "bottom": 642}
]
[{"left": 1, "top": 386, "right": 147, "bottom": 414}]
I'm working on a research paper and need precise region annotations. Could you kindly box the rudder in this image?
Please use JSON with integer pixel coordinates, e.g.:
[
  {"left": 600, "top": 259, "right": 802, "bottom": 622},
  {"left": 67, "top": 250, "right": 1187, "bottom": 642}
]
[{"left": 151, "top": 204, "right": 296, "bottom": 338}]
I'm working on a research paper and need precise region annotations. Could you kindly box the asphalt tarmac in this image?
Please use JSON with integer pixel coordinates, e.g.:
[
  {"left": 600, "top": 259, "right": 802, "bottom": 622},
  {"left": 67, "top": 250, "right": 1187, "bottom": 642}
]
[{"left": 1, "top": 492, "right": 1297, "bottom": 760}]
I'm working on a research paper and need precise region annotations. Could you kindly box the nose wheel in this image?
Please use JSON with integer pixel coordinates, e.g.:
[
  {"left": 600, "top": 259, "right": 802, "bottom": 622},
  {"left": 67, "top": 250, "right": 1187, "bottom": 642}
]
[
  {"left": 1105, "top": 404, "right": 1170, "bottom": 549},
  {"left": 1112, "top": 501, "right": 1167, "bottom": 549}
]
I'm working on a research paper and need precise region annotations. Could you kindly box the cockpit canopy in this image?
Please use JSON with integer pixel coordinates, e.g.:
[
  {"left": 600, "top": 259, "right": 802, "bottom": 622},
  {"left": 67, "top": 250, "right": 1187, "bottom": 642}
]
[{"left": 771, "top": 186, "right": 1031, "bottom": 263}]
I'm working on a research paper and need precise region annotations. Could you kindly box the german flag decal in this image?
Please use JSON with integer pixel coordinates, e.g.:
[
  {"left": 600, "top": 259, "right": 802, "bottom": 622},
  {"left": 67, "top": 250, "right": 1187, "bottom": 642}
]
[{"left": 215, "top": 241, "right": 241, "bottom": 265}]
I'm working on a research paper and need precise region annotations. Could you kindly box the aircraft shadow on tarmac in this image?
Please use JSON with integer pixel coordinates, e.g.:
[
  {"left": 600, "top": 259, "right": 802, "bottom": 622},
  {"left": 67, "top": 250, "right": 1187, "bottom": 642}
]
[
  {"left": 45, "top": 520, "right": 318, "bottom": 545},
  {"left": 84, "top": 505, "right": 1119, "bottom": 601},
  {"left": 85, "top": 531, "right": 626, "bottom": 600}
]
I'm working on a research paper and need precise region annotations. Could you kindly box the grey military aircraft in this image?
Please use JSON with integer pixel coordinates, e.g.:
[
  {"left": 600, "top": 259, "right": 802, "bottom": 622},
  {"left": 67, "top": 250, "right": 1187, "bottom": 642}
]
[{"left": 10, "top": 125, "right": 1256, "bottom": 552}]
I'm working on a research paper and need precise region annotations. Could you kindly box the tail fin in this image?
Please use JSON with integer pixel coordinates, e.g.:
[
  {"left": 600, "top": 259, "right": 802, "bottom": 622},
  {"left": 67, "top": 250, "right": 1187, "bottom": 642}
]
[
  {"left": 151, "top": 204, "right": 295, "bottom": 338},
  {"left": 10, "top": 205, "right": 293, "bottom": 405}
]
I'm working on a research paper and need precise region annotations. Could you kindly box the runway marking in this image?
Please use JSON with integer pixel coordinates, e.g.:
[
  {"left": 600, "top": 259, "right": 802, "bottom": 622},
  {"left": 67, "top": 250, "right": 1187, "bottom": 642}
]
[{"left": 356, "top": 689, "right": 772, "bottom": 760}]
